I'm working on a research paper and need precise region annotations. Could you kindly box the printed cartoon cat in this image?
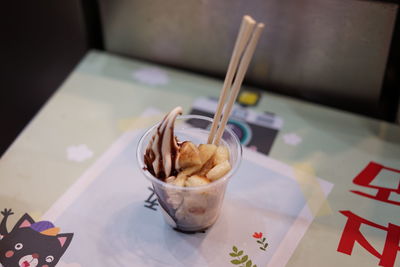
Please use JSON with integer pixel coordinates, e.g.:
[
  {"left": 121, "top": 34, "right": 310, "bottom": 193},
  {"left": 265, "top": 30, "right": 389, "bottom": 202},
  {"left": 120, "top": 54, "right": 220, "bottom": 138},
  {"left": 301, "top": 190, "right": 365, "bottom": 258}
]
[{"left": 0, "top": 209, "right": 73, "bottom": 267}]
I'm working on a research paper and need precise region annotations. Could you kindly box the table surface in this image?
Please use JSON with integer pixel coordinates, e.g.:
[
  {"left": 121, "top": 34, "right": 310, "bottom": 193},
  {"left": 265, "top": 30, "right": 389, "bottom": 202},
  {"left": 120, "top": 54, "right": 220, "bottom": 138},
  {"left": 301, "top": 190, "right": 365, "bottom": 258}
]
[{"left": 1, "top": 50, "right": 399, "bottom": 266}]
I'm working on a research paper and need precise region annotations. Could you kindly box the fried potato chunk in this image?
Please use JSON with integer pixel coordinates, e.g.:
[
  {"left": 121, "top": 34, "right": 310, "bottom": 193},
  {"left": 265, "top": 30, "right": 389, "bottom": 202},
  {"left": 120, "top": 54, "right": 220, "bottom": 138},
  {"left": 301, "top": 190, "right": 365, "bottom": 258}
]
[
  {"left": 178, "top": 141, "right": 202, "bottom": 169},
  {"left": 206, "top": 160, "right": 232, "bottom": 181},
  {"left": 213, "top": 146, "right": 229, "bottom": 165},
  {"left": 185, "top": 175, "right": 211, "bottom": 187},
  {"left": 198, "top": 144, "right": 217, "bottom": 164}
]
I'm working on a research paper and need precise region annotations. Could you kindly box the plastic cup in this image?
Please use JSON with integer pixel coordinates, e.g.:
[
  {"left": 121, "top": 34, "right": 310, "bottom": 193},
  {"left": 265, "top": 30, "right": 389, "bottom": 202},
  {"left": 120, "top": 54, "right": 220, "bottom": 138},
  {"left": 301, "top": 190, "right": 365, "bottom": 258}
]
[{"left": 137, "top": 114, "right": 242, "bottom": 233}]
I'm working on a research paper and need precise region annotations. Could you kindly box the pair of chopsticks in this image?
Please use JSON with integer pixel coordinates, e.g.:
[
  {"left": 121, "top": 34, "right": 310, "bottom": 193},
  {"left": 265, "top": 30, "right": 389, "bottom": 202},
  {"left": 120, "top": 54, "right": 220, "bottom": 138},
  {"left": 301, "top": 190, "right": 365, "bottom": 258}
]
[{"left": 208, "top": 15, "right": 264, "bottom": 145}]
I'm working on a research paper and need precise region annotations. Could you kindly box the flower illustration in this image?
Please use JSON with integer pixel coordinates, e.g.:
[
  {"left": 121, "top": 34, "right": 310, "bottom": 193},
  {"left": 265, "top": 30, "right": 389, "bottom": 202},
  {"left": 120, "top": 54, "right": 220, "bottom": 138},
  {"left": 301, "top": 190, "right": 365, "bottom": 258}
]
[
  {"left": 66, "top": 144, "right": 94, "bottom": 162},
  {"left": 132, "top": 67, "right": 170, "bottom": 86},
  {"left": 252, "top": 232, "right": 268, "bottom": 251},
  {"left": 252, "top": 232, "right": 263, "bottom": 239},
  {"left": 282, "top": 133, "right": 302, "bottom": 146}
]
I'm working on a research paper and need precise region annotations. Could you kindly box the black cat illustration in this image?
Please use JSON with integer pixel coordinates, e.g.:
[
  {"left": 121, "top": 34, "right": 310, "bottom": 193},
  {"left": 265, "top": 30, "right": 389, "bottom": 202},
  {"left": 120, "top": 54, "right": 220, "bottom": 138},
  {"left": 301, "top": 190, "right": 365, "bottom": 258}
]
[{"left": 0, "top": 209, "right": 73, "bottom": 267}]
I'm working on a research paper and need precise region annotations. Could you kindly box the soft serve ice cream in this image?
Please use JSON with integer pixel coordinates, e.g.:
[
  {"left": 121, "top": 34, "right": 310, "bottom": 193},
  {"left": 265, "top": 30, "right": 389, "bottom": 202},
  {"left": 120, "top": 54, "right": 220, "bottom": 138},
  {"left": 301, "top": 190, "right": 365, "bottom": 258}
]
[
  {"left": 144, "top": 106, "right": 182, "bottom": 179},
  {"left": 144, "top": 106, "right": 232, "bottom": 187}
]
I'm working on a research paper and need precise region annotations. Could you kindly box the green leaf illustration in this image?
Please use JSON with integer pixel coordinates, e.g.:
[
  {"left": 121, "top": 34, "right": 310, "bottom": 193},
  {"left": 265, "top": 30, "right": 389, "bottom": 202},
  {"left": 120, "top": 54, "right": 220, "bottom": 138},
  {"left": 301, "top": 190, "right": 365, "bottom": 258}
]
[
  {"left": 240, "top": 255, "right": 248, "bottom": 263},
  {"left": 264, "top": 243, "right": 268, "bottom": 248},
  {"left": 256, "top": 240, "right": 263, "bottom": 244},
  {"left": 260, "top": 247, "right": 266, "bottom": 251},
  {"left": 262, "top": 237, "right": 266, "bottom": 242},
  {"left": 228, "top": 246, "right": 258, "bottom": 267}
]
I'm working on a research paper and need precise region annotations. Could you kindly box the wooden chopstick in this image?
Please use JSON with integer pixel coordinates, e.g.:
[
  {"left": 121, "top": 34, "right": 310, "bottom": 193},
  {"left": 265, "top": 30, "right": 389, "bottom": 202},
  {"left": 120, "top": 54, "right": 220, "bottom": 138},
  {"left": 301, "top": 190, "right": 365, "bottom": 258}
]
[
  {"left": 213, "top": 23, "right": 265, "bottom": 145},
  {"left": 207, "top": 16, "right": 256, "bottom": 144}
]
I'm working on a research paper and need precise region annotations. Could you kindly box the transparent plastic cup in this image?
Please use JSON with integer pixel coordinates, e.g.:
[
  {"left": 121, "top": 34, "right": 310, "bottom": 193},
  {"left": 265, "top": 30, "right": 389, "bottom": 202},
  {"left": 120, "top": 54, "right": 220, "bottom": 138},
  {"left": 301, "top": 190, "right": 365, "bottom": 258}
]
[{"left": 137, "top": 115, "right": 242, "bottom": 233}]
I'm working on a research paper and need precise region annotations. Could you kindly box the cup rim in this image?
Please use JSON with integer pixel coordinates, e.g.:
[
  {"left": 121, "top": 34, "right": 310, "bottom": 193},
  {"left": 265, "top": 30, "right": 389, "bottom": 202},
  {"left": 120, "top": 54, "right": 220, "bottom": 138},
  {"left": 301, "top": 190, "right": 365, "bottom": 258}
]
[{"left": 136, "top": 114, "right": 243, "bottom": 191}]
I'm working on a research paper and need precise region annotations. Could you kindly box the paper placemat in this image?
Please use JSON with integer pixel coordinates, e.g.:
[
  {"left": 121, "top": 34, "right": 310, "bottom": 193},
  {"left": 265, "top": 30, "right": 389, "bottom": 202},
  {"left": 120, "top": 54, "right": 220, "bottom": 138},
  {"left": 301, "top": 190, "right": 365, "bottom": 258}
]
[{"left": 43, "top": 123, "right": 333, "bottom": 266}]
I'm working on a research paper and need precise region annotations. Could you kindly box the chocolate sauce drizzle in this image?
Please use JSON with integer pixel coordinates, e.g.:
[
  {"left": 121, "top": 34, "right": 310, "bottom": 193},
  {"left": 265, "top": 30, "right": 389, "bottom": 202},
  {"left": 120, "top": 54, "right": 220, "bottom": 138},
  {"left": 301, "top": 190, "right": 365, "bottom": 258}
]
[{"left": 144, "top": 107, "right": 182, "bottom": 181}]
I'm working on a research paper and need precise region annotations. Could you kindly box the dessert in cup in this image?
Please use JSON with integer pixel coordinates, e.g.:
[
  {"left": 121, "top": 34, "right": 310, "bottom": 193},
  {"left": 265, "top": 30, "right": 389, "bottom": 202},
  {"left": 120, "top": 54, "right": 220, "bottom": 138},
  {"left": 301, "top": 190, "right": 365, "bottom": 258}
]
[
  {"left": 137, "top": 107, "right": 242, "bottom": 232},
  {"left": 136, "top": 15, "right": 263, "bottom": 232}
]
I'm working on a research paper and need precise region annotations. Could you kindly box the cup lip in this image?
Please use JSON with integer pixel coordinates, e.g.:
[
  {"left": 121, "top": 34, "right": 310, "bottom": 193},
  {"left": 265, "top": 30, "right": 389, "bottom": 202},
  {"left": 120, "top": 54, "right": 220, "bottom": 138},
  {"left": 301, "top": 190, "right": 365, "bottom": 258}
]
[{"left": 136, "top": 114, "right": 243, "bottom": 191}]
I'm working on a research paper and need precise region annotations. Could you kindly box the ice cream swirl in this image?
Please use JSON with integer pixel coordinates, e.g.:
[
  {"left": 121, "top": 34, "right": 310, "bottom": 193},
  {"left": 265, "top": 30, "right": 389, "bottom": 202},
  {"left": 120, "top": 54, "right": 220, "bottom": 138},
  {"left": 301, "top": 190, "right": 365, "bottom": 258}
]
[{"left": 144, "top": 106, "right": 183, "bottom": 179}]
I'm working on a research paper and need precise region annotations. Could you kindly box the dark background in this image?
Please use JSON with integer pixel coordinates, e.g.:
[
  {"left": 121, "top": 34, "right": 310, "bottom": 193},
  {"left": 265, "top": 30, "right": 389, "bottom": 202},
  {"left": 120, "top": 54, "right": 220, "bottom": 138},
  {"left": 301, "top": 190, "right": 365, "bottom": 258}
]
[
  {"left": 0, "top": 1, "right": 399, "bottom": 156},
  {"left": 0, "top": 1, "right": 102, "bottom": 155}
]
